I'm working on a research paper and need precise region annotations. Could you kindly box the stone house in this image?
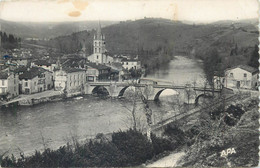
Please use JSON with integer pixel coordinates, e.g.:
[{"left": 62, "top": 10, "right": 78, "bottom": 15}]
[
  {"left": 122, "top": 58, "right": 141, "bottom": 70},
  {"left": 54, "top": 67, "right": 86, "bottom": 94},
  {"left": 0, "top": 70, "right": 19, "bottom": 100},
  {"left": 223, "top": 65, "right": 258, "bottom": 90},
  {"left": 19, "top": 67, "right": 54, "bottom": 94}
]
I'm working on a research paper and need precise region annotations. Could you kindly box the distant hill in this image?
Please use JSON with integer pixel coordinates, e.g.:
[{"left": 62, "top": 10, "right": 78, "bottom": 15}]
[
  {"left": 0, "top": 19, "right": 118, "bottom": 39},
  {"left": 48, "top": 18, "right": 258, "bottom": 60}
]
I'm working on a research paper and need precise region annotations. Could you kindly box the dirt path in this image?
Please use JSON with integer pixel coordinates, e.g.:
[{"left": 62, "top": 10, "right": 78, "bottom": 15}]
[{"left": 146, "top": 152, "right": 185, "bottom": 167}]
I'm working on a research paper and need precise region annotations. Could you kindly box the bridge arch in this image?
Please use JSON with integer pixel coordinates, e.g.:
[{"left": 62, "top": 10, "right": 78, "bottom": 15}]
[
  {"left": 118, "top": 86, "right": 130, "bottom": 97},
  {"left": 91, "top": 86, "right": 110, "bottom": 96},
  {"left": 154, "top": 89, "right": 179, "bottom": 101},
  {"left": 195, "top": 94, "right": 213, "bottom": 106}
]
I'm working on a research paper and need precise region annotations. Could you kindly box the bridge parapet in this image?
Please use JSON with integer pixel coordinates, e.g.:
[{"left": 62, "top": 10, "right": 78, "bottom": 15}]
[{"left": 84, "top": 81, "right": 222, "bottom": 103}]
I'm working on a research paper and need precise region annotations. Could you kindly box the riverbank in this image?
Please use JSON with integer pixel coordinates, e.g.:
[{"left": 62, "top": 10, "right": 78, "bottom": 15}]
[{"left": 0, "top": 90, "right": 64, "bottom": 107}]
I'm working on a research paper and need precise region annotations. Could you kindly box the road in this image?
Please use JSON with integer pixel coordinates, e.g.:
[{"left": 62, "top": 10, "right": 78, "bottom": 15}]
[{"left": 146, "top": 152, "right": 185, "bottom": 167}]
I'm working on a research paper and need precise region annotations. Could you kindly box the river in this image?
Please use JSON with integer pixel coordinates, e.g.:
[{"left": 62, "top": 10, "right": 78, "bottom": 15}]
[{"left": 0, "top": 56, "right": 205, "bottom": 157}]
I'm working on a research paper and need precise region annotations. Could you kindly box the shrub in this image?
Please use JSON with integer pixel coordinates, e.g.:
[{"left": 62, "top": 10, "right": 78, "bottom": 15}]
[
  {"left": 2, "top": 129, "right": 180, "bottom": 167},
  {"left": 112, "top": 129, "right": 154, "bottom": 166}
]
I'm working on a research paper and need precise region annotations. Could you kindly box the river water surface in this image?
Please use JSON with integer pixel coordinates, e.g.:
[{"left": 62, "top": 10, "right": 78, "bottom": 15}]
[{"left": 0, "top": 56, "right": 205, "bottom": 157}]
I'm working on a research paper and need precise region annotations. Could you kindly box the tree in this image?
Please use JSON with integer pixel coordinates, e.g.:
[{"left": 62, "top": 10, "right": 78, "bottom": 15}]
[
  {"left": 248, "top": 44, "right": 259, "bottom": 69},
  {"left": 203, "top": 48, "right": 222, "bottom": 85}
]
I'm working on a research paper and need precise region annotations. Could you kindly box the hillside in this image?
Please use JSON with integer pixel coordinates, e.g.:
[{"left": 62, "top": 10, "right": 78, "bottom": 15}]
[
  {"left": 0, "top": 19, "right": 117, "bottom": 39},
  {"left": 48, "top": 18, "right": 258, "bottom": 57}
]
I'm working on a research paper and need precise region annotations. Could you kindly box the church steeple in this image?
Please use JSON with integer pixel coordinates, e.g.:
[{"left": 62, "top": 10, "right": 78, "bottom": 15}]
[
  {"left": 95, "top": 21, "right": 104, "bottom": 40},
  {"left": 92, "top": 21, "right": 106, "bottom": 64}
]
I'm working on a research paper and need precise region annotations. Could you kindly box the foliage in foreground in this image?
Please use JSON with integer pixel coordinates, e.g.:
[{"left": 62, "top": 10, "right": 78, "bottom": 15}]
[
  {"left": 1, "top": 129, "right": 185, "bottom": 167},
  {"left": 179, "top": 98, "right": 259, "bottom": 167}
]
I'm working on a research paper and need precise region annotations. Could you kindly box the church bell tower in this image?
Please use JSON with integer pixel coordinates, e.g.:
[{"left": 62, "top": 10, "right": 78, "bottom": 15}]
[{"left": 93, "top": 21, "right": 106, "bottom": 64}]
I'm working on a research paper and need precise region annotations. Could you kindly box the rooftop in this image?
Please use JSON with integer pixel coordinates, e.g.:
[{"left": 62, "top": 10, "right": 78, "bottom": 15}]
[
  {"left": 121, "top": 58, "right": 140, "bottom": 62},
  {"left": 56, "top": 66, "right": 86, "bottom": 73},
  {"left": 226, "top": 65, "right": 258, "bottom": 74},
  {"left": 34, "top": 60, "right": 52, "bottom": 66},
  {"left": 19, "top": 67, "right": 51, "bottom": 80},
  {"left": 86, "top": 62, "right": 110, "bottom": 70}
]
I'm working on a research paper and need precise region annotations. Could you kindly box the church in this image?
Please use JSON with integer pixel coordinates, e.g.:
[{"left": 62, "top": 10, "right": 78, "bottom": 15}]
[{"left": 87, "top": 22, "right": 113, "bottom": 64}]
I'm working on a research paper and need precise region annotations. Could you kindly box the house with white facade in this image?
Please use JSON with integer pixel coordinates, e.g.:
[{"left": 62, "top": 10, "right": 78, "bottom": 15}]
[
  {"left": 0, "top": 70, "right": 19, "bottom": 100},
  {"left": 122, "top": 58, "right": 141, "bottom": 70},
  {"left": 223, "top": 65, "right": 258, "bottom": 90},
  {"left": 19, "top": 67, "right": 54, "bottom": 94},
  {"left": 54, "top": 67, "right": 86, "bottom": 94}
]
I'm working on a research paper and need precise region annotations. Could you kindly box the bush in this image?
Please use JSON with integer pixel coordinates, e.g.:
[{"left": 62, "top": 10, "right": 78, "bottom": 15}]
[
  {"left": 1, "top": 129, "right": 181, "bottom": 167},
  {"left": 112, "top": 129, "right": 154, "bottom": 166},
  {"left": 151, "top": 134, "right": 174, "bottom": 155}
]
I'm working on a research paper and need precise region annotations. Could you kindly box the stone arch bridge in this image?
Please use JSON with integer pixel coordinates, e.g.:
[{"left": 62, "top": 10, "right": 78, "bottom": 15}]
[{"left": 84, "top": 81, "right": 222, "bottom": 104}]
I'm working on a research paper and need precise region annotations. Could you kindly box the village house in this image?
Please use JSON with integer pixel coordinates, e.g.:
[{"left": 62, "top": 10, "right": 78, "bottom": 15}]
[
  {"left": 11, "top": 57, "right": 31, "bottom": 66},
  {"left": 122, "top": 58, "right": 141, "bottom": 70},
  {"left": 54, "top": 67, "right": 86, "bottom": 95},
  {"left": 32, "top": 60, "right": 57, "bottom": 72},
  {"left": 0, "top": 70, "right": 19, "bottom": 100},
  {"left": 19, "top": 67, "right": 53, "bottom": 94},
  {"left": 85, "top": 62, "right": 114, "bottom": 82},
  {"left": 223, "top": 65, "right": 258, "bottom": 90}
]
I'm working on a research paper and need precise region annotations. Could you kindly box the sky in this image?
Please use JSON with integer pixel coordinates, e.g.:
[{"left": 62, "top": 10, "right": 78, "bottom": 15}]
[{"left": 0, "top": 0, "right": 258, "bottom": 23}]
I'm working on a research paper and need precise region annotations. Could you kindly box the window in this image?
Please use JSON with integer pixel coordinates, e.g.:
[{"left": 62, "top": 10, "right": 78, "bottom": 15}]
[
  {"left": 126, "top": 62, "right": 128, "bottom": 65},
  {"left": 95, "top": 42, "right": 97, "bottom": 46},
  {"left": 95, "top": 48, "right": 97, "bottom": 53},
  {"left": 88, "top": 76, "right": 94, "bottom": 81},
  {"left": 99, "top": 42, "right": 101, "bottom": 46},
  {"left": 98, "top": 48, "right": 100, "bottom": 53},
  {"left": 244, "top": 73, "right": 247, "bottom": 77},
  {"left": 230, "top": 73, "right": 233, "bottom": 77},
  {"left": 25, "top": 82, "right": 28, "bottom": 87},
  {"left": 246, "top": 81, "right": 250, "bottom": 86},
  {"left": 2, "top": 80, "right": 4, "bottom": 86},
  {"left": 14, "top": 86, "right": 16, "bottom": 91},
  {"left": 97, "top": 55, "right": 99, "bottom": 59}
]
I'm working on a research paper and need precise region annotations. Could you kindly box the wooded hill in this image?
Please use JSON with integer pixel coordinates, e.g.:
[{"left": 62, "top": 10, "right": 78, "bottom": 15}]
[
  {"left": 48, "top": 18, "right": 258, "bottom": 57},
  {"left": 48, "top": 18, "right": 258, "bottom": 68}
]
